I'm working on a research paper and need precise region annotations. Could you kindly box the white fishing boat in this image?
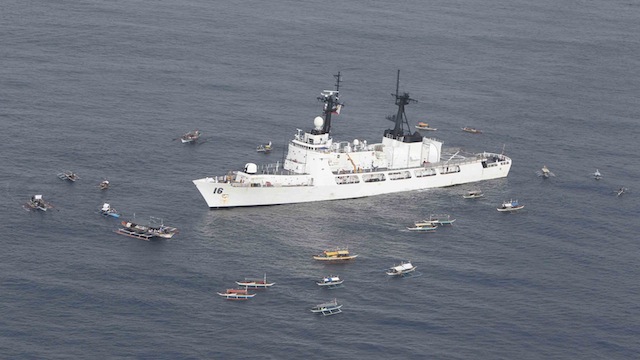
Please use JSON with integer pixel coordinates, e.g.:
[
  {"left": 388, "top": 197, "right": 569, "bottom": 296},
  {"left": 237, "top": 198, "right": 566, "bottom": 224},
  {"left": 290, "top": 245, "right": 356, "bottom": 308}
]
[
  {"left": 425, "top": 214, "right": 455, "bottom": 226},
  {"left": 217, "top": 288, "right": 256, "bottom": 300},
  {"left": 407, "top": 222, "right": 438, "bottom": 231},
  {"left": 592, "top": 169, "right": 602, "bottom": 180},
  {"left": 310, "top": 299, "right": 343, "bottom": 316},
  {"left": 57, "top": 170, "right": 79, "bottom": 182},
  {"left": 99, "top": 203, "right": 120, "bottom": 218},
  {"left": 24, "top": 195, "right": 53, "bottom": 211},
  {"left": 463, "top": 190, "right": 484, "bottom": 199},
  {"left": 180, "top": 130, "right": 201, "bottom": 143},
  {"left": 386, "top": 261, "right": 416, "bottom": 276},
  {"left": 235, "top": 274, "right": 275, "bottom": 288},
  {"left": 192, "top": 72, "right": 512, "bottom": 208},
  {"left": 415, "top": 122, "right": 436, "bottom": 131},
  {"left": 313, "top": 247, "right": 358, "bottom": 261},
  {"left": 99, "top": 180, "right": 110, "bottom": 190},
  {"left": 497, "top": 199, "right": 524, "bottom": 212},
  {"left": 256, "top": 141, "right": 272, "bottom": 153},
  {"left": 616, "top": 187, "right": 627, "bottom": 197},
  {"left": 316, "top": 275, "right": 344, "bottom": 288}
]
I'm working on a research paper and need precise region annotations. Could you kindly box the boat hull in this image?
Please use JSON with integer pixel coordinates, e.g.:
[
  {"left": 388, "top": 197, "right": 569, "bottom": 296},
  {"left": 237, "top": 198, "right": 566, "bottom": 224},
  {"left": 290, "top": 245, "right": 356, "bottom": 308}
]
[
  {"left": 497, "top": 206, "right": 524, "bottom": 212},
  {"left": 463, "top": 194, "right": 484, "bottom": 199},
  {"left": 235, "top": 282, "right": 274, "bottom": 288},
  {"left": 407, "top": 226, "right": 437, "bottom": 231},
  {"left": 194, "top": 155, "right": 511, "bottom": 208},
  {"left": 386, "top": 268, "right": 416, "bottom": 276},
  {"left": 313, "top": 255, "right": 358, "bottom": 261}
]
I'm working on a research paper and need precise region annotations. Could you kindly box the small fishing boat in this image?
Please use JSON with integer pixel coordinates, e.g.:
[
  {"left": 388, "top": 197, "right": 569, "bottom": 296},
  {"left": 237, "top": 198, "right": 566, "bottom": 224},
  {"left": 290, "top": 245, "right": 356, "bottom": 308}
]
[
  {"left": 463, "top": 190, "right": 484, "bottom": 199},
  {"left": 537, "top": 165, "right": 555, "bottom": 179},
  {"left": 24, "top": 195, "right": 53, "bottom": 211},
  {"left": 313, "top": 247, "right": 358, "bottom": 261},
  {"left": 217, "top": 288, "right": 256, "bottom": 300},
  {"left": 616, "top": 187, "right": 627, "bottom": 197},
  {"left": 386, "top": 261, "right": 416, "bottom": 276},
  {"left": 407, "top": 222, "right": 438, "bottom": 231},
  {"left": 316, "top": 275, "right": 344, "bottom": 288},
  {"left": 310, "top": 299, "right": 343, "bottom": 316},
  {"left": 497, "top": 199, "right": 524, "bottom": 212},
  {"left": 121, "top": 218, "right": 178, "bottom": 239},
  {"left": 235, "top": 274, "right": 275, "bottom": 288},
  {"left": 462, "top": 127, "right": 482, "bottom": 134},
  {"left": 114, "top": 228, "right": 156, "bottom": 241},
  {"left": 57, "top": 170, "right": 79, "bottom": 182},
  {"left": 425, "top": 214, "right": 456, "bottom": 226},
  {"left": 99, "top": 180, "right": 110, "bottom": 190},
  {"left": 256, "top": 141, "right": 272, "bottom": 153},
  {"left": 100, "top": 203, "right": 120, "bottom": 218},
  {"left": 592, "top": 169, "right": 602, "bottom": 180},
  {"left": 180, "top": 130, "right": 201, "bottom": 143},
  {"left": 415, "top": 122, "right": 436, "bottom": 131}
]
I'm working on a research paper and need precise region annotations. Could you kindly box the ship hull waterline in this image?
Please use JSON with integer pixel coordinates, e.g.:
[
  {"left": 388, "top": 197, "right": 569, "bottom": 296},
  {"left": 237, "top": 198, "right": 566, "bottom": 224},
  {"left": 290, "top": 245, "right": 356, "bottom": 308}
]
[{"left": 193, "top": 155, "right": 510, "bottom": 208}]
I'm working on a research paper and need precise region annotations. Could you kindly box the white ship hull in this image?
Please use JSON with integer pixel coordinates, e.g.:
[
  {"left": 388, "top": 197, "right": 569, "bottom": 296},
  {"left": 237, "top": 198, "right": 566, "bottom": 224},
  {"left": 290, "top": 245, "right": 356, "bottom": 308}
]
[
  {"left": 193, "top": 72, "right": 512, "bottom": 209},
  {"left": 193, "top": 153, "right": 510, "bottom": 208}
]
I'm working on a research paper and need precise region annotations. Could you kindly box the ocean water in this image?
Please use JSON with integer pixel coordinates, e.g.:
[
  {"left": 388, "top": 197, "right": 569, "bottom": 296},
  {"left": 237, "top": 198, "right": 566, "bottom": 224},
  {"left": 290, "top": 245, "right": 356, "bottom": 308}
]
[{"left": 2, "top": 0, "right": 639, "bottom": 358}]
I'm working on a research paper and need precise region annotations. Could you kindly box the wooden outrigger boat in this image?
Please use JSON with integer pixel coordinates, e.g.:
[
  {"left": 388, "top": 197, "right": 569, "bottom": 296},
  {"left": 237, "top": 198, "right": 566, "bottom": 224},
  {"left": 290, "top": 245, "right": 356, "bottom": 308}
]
[
  {"left": 24, "top": 195, "right": 53, "bottom": 212},
  {"left": 316, "top": 275, "right": 344, "bottom": 288},
  {"left": 497, "top": 199, "right": 524, "bottom": 212},
  {"left": 462, "top": 127, "right": 482, "bottom": 134},
  {"left": 592, "top": 169, "right": 602, "bottom": 180},
  {"left": 425, "top": 214, "right": 456, "bottom": 226},
  {"left": 57, "top": 170, "right": 79, "bottom": 182},
  {"left": 537, "top": 165, "right": 555, "bottom": 179},
  {"left": 256, "top": 141, "right": 272, "bottom": 153},
  {"left": 463, "top": 190, "right": 484, "bottom": 199},
  {"left": 235, "top": 274, "right": 275, "bottom": 288},
  {"left": 310, "top": 299, "right": 343, "bottom": 316},
  {"left": 407, "top": 221, "right": 438, "bottom": 231},
  {"left": 100, "top": 203, "right": 120, "bottom": 218},
  {"left": 120, "top": 218, "right": 178, "bottom": 239},
  {"left": 313, "top": 247, "right": 358, "bottom": 261},
  {"left": 217, "top": 288, "right": 256, "bottom": 300},
  {"left": 180, "top": 130, "right": 201, "bottom": 143},
  {"left": 114, "top": 228, "right": 156, "bottom": 241},
  {"left": 386, "top": 261, "right": 416, "bottom": 276},
  {"left": 415, "top": 122, "right": 436, "bottom": 131}
]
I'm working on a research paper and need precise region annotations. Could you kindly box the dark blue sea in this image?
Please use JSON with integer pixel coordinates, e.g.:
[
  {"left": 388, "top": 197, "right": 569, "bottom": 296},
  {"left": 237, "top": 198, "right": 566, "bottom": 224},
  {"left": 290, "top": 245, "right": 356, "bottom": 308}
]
[{"left": 2, "top": 0, "right": 639, "bottom": 358}]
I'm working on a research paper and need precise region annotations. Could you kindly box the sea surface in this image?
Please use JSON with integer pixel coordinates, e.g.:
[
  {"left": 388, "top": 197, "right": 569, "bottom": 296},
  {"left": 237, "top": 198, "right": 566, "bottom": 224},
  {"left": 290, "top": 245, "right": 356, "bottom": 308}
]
[{"left": 1, "top": 0, "right": 639, "bottom": 359}]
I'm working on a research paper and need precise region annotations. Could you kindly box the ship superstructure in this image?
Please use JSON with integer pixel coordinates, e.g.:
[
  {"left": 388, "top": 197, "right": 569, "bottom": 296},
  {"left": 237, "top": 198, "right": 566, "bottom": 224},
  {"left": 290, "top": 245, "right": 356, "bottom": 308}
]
[{"left": 193, "top": 72, "right": 511, "bottom": 208}]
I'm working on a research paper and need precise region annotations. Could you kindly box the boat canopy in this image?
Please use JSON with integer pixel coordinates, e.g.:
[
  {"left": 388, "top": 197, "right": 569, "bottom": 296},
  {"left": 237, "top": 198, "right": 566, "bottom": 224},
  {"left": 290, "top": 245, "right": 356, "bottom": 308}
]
[
  {"left": 325, "top": 249, "right": 349, "bottom": 256},
  {"left": 228, "top": 289, "right": 248, "bottom": 294},
  {"left": 392, "top": 262, "right": 414, "bottom": 271}
]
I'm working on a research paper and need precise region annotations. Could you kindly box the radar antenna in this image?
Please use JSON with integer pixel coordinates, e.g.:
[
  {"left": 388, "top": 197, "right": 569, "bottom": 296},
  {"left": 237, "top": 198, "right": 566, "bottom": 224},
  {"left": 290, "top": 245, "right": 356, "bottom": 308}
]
[
  {"left": 384, "top": 70, "right": 420, "bottom": 142},
  {"left": 315, "top": 72, "right": 344, "bottom": 135}
]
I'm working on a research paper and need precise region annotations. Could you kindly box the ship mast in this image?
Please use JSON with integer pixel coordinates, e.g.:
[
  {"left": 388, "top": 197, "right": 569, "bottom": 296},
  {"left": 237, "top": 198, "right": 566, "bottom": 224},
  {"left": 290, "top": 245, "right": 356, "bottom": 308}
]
[
  {"left": 314, "top": 72, "right": 343, "bottom": 135},
  {"left": 385, "top": 70, "right": 421, "bottom": 142}
]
